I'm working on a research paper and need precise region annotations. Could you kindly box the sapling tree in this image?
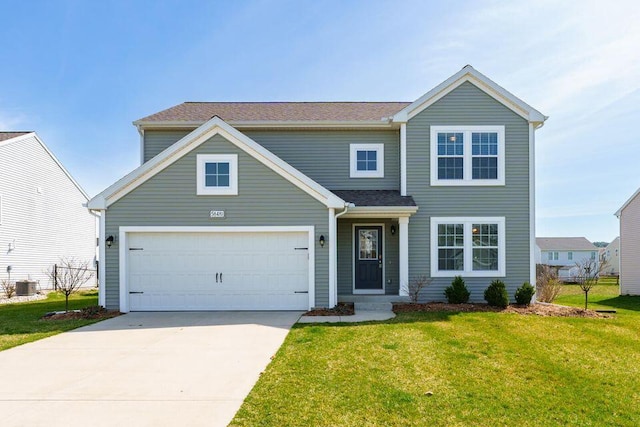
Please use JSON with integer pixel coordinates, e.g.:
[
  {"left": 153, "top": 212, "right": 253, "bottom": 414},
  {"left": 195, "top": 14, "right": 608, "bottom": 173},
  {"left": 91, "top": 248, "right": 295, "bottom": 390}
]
[
  {"left": 1, "top": 279, "right": 16, "bottom": 298},
  {"left": 47, "top": 258, "right": 94, "bottom": 312},
  {"left": 572, "top": 255, "right": 608, "bottom": 309}
]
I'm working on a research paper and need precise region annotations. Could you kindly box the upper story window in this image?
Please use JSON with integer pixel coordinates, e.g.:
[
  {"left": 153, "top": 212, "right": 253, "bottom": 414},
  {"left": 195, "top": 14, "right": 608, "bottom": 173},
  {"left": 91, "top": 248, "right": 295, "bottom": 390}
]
[
  {"left": 196, "top": 154, "right": 238, "bottom": 195},
  {"left": 430, "top": 217, "right": 505, "bottom": 277},
  {"left": 430, "top": 126, "right": 505, "bottom": 186},
  {"left": 350, "top": 144, "right": 384, "bottom": 178},
  {"left": 568, "top": 251, "right": 573, "bottom": 260},
  {"left": 548, "top": 251, "right": 558, "bottom": 261}
]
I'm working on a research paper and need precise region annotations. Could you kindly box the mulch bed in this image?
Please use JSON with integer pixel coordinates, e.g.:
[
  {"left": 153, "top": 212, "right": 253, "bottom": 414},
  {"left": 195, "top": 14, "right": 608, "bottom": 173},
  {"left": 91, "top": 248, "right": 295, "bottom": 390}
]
[
  {"left": 305, "top": 302, "right": 355, "bottom": 316},
  {"left": 393, "top": 302, "right": 611, "bottom": 318},
  {"left": 42, "top": 306, "right": 122, "bottom": 321}
]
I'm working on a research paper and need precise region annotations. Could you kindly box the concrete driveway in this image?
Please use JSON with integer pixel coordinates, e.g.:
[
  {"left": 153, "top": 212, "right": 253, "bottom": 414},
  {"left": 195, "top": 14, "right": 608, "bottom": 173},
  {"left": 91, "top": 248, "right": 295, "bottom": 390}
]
[{"left": 0, "top": 311, "right": 301, "bottom": 427}]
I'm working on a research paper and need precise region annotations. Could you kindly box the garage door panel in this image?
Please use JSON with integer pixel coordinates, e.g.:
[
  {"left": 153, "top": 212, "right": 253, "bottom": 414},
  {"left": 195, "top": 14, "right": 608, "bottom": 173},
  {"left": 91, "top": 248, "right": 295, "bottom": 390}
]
[{"left": 127, "top": 231, "right": 310, "bottom": 311}]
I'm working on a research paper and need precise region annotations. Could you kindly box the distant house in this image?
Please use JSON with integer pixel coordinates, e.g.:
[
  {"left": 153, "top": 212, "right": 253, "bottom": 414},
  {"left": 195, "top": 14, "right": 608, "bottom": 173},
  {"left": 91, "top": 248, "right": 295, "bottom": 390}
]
[
  {"left": 0, "top": 132, "right": 96, "bottom": 290},
  {"left": 615, "top": 189, "right": 640, "bottom": 295},
  {"left": 535, "top": 237, "right": 599, "bottom": 282},
  {"left": 603, "top": 237, "right": 620, "bottom": 276}
]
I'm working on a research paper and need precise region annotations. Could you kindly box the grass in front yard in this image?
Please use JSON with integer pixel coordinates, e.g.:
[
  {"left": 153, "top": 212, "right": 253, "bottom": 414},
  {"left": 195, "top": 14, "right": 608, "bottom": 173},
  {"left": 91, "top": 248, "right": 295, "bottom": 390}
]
[
  {"left": 555, "top": 278, "right": 637, "bottom": 313},
  {"left": 0, "top": 289, "right": 100, "bottom": 351},
  {"left": 232, "top": 296, "right": 640, "bottom": 426}
]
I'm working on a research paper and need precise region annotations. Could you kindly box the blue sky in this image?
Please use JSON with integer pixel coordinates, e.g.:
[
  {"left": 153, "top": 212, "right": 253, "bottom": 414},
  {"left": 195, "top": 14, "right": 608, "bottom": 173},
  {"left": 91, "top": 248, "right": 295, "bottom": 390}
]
[{"left": 1, "top": 0, "right": 638, "bottom": 242}]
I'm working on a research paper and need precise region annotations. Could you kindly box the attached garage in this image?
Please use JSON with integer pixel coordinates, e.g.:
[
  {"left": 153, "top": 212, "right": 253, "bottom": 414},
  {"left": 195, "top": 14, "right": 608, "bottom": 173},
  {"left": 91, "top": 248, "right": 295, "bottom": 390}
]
[{"left": 119, "top": 227, "right": 315, "bottom": 312}]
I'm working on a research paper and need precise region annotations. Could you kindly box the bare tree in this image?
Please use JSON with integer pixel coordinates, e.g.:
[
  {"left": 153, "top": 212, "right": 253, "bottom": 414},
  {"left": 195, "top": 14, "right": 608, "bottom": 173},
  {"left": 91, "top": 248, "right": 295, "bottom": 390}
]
[
  {"left": 47, "top": 258, "right": 94, "bottom": 312},
  {"left": 1, "top": 279, "right": 16, "bottom": 299},
  {"left": 409, "top": 275, "right": 432, "bottom": 303},
  {"left": 572, "top": 255, "right": 608, "bottom": 309}
]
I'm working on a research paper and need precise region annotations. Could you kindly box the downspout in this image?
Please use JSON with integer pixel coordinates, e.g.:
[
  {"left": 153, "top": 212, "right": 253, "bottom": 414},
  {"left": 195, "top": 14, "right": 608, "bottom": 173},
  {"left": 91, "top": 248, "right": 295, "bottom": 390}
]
[{"left": 329, "top": 202, "right": 354, "bottom": 307}]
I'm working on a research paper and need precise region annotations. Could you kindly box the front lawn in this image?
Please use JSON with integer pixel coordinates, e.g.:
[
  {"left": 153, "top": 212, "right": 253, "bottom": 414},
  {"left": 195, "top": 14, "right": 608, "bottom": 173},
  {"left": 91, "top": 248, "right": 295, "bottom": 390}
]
[
  {"left": 0, "top": 289, "right": 101, "bottom": 351},
  {"left": 232, "top": 293, "right": 640, "bottom": 426}
]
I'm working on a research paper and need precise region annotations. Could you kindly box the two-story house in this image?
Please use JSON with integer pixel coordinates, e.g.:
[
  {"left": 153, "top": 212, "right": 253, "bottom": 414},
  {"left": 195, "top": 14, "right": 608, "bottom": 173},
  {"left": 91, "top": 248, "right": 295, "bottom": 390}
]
[
  {"left": 87, "top": 66, "right": 547, "bottom": 312},
  {"left": 616, "top": 188, "right": 640, "bottom": 295},
  {"left": 603, "top": 236, "right": 620, "bottom": 276},
  {"left": 536, "top": 237, "right": 599, "bottom": 281}
]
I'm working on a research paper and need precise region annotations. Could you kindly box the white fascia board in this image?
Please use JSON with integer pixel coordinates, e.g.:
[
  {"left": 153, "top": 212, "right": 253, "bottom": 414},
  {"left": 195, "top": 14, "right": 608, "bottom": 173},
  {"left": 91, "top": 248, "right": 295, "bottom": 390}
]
[
  {"left": 392, "top": 65, "right": 547, "bottom": 125},
  {"left": 1, "top": 132, "right": 91, "bottom": 200},
  {"left": 340, "top": 206, "right": 418, "bottom": 219},
  {"left": 90, "top": 116, "right": 344, "bottom": 209},
  {"left": 134, "top": 120, "right": 397, "bottom": 130},
  {"left": 615, "top": 187, "right": 640, "bottom": 217}
]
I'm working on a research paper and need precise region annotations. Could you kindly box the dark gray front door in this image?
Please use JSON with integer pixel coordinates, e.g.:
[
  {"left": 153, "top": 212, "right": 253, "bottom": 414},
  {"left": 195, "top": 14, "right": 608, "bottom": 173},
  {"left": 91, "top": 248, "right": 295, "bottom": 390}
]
[{"left": 354, "top": 226, "right": 383, "bottom": 292}]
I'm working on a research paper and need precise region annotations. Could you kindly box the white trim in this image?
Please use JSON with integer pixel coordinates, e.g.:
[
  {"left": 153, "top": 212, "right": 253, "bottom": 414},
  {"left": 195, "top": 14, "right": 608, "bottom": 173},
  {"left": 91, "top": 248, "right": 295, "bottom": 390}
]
[
  {"left": 88, "top": 117, "right": 345, "bottom": 209},
  {"left": 139, "top": 128, "right": 145, "bottom": 165},
  {"left": 0, "top": 195, "right": 3, "bottom": 226},
  {"left": 398, "top": 217, "right": 409, "bottom": 297},
  {"left": 430, "top": 217, "right": 506, "bottom": 278},
  {"left": 615, "top": 187, "right": 640, "bottom": 217},
  {"left": 349, "top": 144, "right": 384, "bottom": 178},
  {"left": 196, "top": 154, "right": 238, "bottom": 195},
  {"left": 0, "top": 132, "right": 90, "bottom": 200},
  {"left": 98, "top": 211, "right": 106, "bottom": 307},
  {"left": 430, "top": 126, "right": 505, "bottom": 186},
  {"left": 133, "top": 120, "right": 397, "bottom": 130},
  {"left": 529, "top": 123, "right": 537, "bottom": 299},
  {"left": 400, "top": 123, "right": 407, "bottom": 196},
  {"left": 117, "top": 225, "right": 316, "bottom": 313},
  {"left": 393, "top": 65, "right": 547, "bottom": 125},
  {"left": 328, "top": 208, "right": 337, "bottom": 308},
  {"left": 340, "top": 206, "right": 418, "bottom": 219},
  {"left": 352, "top": 223, "right": 385, "bottom": 295}
]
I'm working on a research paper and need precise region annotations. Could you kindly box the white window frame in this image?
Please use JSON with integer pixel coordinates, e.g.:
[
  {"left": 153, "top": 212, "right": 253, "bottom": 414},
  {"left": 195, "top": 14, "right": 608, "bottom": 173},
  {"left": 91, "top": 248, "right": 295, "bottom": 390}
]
[
  {"left": 430, "top": 216, "right": 506, "bottom": 277},
  {"left": 196, "top": 154, "right": 238, "bottom": 195},
  {"left": 430, "top": 126, "right": 505, "bottom": 186},
  {"left": 350, "top": 144, "right": 384, "bottom": 178}
]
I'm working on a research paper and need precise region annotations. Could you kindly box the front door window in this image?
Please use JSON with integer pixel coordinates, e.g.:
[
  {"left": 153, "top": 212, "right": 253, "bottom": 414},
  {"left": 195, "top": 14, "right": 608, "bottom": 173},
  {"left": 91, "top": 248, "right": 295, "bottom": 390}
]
[{"left": 359, "top": 229, "right": 378, "bottom": 260}]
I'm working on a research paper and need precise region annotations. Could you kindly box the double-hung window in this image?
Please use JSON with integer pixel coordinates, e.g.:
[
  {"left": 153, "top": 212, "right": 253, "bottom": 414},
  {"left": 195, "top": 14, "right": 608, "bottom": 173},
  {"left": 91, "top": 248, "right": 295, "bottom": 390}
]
[
  {"left": 431, "top": 217, "right": 505, "bottom": 277},
  {"left": 350, "top": 144, "right": 384, "bottom": 178},
  {"left": 430, "top": 126, "right": 505, "bottom": 186},
  {"left": 196, "top": 154, "right": 238, "bottom": 195}
]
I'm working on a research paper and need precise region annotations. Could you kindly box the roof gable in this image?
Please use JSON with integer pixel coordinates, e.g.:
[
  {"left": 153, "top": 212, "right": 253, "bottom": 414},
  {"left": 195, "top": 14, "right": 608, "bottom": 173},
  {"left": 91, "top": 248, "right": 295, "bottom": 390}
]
[
  {"left": 615, "top": 187, "right": 640, "bottom": 217},
  {"left": 88, "top": 117, "right": 345, "bottom": 210},
  {"left": 392, "top": 65, "right": 547, "bottom": 125},
  {"left": 0, "top": 132, "right": 90, "bottom": 200}
]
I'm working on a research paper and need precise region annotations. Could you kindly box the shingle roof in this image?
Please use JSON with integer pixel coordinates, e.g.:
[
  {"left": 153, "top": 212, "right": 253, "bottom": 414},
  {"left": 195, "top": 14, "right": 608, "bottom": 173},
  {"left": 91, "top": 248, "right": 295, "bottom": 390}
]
[
  {"left": 331, "top": 190, "right": 416, "bottom": 207},
  {"left": 135, "top": 102, "right": 411, "bottom": 124},
  {"left": 536, "top": 237, "right": 598, "bottom": 251},
  {"left": 0, "top": 132, "right": 31, "bottom": 142}
]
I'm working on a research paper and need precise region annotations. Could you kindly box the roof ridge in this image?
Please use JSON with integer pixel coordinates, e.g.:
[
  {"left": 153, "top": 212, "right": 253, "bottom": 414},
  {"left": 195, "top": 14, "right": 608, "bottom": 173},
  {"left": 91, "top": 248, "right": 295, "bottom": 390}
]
[{"left": 181, "top": 101, "right": 411, "bottom": 104}]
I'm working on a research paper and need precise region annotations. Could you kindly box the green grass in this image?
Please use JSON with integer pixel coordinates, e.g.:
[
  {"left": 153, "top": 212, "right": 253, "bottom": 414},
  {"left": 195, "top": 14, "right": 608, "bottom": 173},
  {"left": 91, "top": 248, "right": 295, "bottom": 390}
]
[
  {"left": 0, "top": 289, "right": 101, "bottom": 351},
  {"left": 232, "top": 288, "right": 640, "bottom": 426}
]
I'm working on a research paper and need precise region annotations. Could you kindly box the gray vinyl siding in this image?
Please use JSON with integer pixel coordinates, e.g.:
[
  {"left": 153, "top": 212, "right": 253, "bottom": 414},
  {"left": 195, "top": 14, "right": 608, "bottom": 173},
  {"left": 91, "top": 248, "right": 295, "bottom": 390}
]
[
  {"left": 144, "top": 129, "right": 400, "bottom": 191},
  {"left": 105, "top": 134, "right": 329, "bottom": 309},
  {"left": 0, "top": 135, "right": 96, "bottom": 289},
  {"left": 144, "top": 130, "right": 192, "bottom": 162},
  {"left": 337, "top": 218, "right": 399, "bottom": 295},
  {"left": 406, "top": 81, "right": 531, "bottom": 302}
]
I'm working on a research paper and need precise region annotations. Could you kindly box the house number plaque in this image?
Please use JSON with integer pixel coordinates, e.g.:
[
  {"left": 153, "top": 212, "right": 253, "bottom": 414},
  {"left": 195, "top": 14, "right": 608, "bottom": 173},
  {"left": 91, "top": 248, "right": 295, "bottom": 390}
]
[{"left": 209, "top": 210, "right": 225, "bottom": 218}]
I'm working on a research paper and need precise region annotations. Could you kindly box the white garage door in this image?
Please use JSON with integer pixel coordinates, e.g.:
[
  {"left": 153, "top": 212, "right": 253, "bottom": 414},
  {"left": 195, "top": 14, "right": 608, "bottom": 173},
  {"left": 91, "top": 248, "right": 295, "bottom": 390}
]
[{"left": 126, "top": 231, "right": 310, "bottom": 311}]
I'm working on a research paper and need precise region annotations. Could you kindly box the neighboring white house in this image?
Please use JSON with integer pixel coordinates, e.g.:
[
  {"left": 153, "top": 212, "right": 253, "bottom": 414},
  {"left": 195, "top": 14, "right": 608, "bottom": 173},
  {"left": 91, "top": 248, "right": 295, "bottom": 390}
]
[
  {"left": 603, "top": 237, "right": 620, "bottom": 276},
  {"left": 615, "top": 189, "right": 640, "bottom": 295},
  {"left": 0, "top": 132, "right": 97, "bottom": 290},
  {"left": 535, "top": 237, "right": 599, "bottom": 282}
]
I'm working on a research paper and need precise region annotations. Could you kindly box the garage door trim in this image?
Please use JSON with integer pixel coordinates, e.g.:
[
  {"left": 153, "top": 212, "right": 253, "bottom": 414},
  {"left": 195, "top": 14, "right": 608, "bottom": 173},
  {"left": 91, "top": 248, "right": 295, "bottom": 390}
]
[{"left": 118, "top": 226, "right": 315, "bottom": 312}]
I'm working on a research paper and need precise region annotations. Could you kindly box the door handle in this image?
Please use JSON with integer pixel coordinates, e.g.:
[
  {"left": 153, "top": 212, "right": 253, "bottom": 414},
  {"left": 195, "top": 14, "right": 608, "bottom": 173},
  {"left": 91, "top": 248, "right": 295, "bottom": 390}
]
[
  {"left": 220, "top": 273, "right": 223, "bottom": 283},
  {"left": 216, "top": 273, "right": 219, "bottom": 283}
]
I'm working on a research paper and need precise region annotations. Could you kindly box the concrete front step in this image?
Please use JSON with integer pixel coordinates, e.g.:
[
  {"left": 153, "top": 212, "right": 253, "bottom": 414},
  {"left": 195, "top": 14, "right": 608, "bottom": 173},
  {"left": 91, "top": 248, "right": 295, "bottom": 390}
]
[
  {"left": 354, "top": 302, "right": 393, "bottom": 312},
  {"left": 339, "top": 295, "right": 410, "bottom": 303}
]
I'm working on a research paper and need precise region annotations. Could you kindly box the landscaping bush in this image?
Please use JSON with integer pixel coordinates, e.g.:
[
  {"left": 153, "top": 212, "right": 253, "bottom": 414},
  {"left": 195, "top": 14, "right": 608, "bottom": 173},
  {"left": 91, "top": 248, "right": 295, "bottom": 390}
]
[
  {"left": 536, "top": 264, "right": 562, "bottom": 303},
  {"left": 408, "top": 275, "right": 432, "bottom": 303},
  {"left": 444, "top": 276, "right": 470, "bottom": 304},
  {"left": 1, "top": 280, "right": 16, "bottom": 299},
  {"left": 484, "top": 280, "right": 509, "bottom": 308},
  {"left": 515, "top": 282, "right": 535, "bottom": 305}
]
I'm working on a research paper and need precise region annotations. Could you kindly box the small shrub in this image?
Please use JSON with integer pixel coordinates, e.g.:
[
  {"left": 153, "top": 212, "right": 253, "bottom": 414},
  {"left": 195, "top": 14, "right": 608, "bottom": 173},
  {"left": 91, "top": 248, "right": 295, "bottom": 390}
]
[
  {"left": 1, "top": 280, "right": 16, "bottom": 298},
  {"left": 408, "top": 275, "right": 432, "bottom": 303},
  {"left": 444, "top": 276, "right": 470, "bottom": 304},
  {"left": 515, "top": 282, "right": 535, "bottom": 305},
  {"left": 536, "top": 264, "right": 562, "bottom": 303},
  {"left": 484, "top": 280, "right": 509, "bottom": 308}
]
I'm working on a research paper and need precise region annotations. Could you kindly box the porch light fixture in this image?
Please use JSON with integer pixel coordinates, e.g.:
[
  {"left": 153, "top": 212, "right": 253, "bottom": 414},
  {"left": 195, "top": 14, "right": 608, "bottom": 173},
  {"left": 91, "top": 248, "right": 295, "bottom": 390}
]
[
  {"left": 319, "top": 235, "right": 325, "bottom": 247},
  {"left": 106, "top": 235, "right": 114, "bottom": 248},
  {"left": 390, "top": 225, "right": 396, "bottom": 236}
]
